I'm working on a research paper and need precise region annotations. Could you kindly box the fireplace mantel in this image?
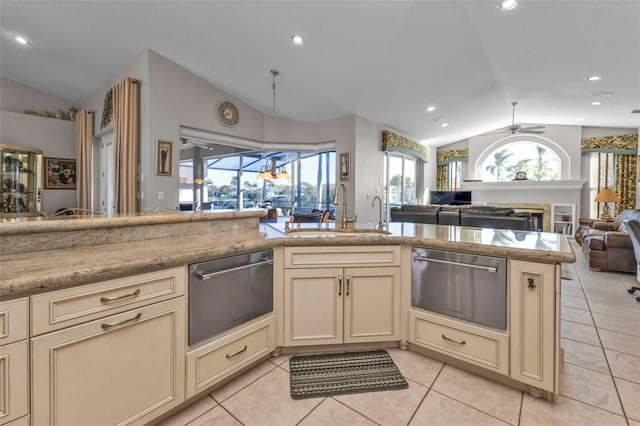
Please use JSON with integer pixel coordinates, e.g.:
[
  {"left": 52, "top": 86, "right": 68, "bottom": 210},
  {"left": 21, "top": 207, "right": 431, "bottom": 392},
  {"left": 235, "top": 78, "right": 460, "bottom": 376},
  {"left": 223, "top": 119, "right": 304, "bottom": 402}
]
[{"left": 462, "top": 180, "right": 587, "bottom": 191}]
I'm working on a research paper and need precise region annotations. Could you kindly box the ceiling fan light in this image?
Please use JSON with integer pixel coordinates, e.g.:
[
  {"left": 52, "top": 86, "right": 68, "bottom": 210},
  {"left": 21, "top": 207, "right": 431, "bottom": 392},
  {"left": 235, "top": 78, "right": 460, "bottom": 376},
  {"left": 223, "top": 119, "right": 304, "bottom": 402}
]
[{"left": 497, "top": 0, "right": 518, "bottom": 10}]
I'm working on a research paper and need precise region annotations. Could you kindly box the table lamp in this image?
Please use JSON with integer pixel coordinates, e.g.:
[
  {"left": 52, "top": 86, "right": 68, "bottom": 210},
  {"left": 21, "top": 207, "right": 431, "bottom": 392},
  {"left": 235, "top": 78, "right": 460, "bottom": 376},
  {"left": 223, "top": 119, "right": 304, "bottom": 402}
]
[{"left": 594, "top": 188, "right": 620, "bottom": 220}]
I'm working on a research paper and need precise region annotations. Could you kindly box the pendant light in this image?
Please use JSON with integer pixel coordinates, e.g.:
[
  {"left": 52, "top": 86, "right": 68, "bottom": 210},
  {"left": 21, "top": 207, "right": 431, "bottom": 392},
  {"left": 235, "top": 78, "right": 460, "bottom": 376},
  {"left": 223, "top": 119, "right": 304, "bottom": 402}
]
[{"left": 257, "top": 69, "right": 289, "bottom": 180}]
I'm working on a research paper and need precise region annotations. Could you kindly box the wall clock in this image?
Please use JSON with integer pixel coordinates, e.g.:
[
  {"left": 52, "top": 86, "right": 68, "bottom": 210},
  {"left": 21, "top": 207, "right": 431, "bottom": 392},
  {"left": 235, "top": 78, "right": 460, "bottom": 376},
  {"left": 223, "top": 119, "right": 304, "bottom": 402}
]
[
  {"left": 514, "top": 171, "right": 528, "bottom": 180},
  {"left": 216, "top": 101, "right": 239, "bottom": 127}
]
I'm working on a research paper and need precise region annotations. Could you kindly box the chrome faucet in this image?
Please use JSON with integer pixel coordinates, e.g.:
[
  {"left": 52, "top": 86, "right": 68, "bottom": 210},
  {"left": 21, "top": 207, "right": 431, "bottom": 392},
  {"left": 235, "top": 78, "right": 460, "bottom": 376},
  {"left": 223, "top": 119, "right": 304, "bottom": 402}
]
[
  {"left": 332, "top": 182, "right": 349, "bottom": 229},
  {"left": 372, "top": 195, "right": 383, "bottom": 230}
]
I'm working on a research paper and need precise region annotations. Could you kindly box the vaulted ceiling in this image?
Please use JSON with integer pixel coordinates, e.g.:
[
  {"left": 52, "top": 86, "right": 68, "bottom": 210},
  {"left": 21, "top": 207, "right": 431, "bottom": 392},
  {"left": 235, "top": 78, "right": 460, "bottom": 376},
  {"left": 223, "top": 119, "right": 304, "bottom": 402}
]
[{"left": 1, "top": 1, "right": 639, "bottom": 146}]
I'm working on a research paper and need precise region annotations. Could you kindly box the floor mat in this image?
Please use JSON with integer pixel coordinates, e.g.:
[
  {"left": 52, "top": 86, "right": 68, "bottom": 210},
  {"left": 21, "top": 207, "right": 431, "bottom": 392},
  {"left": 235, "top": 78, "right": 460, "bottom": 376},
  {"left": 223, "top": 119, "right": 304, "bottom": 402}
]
[{"left": 289, "top": 350, "right": 408, "bottom": 400}]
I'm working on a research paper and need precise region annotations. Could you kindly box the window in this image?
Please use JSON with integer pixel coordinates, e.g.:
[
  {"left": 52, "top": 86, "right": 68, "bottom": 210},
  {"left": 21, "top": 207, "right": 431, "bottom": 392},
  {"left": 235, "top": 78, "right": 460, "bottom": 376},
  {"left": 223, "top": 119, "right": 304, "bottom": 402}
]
[
  {"left": 386, "top": 153, "right": 416, "bottom": 207},
  {"left": 481, "top": 141, "right": 560, "bottom": 182},
  {"left": 179, "top": 147, "right": 335, "bottom": 216},
  {"left": 589, "top": 152, "right": 616, "bottom": 218},
  {"left": 448, "top": 160, "right": 462, "bottom": 190}
]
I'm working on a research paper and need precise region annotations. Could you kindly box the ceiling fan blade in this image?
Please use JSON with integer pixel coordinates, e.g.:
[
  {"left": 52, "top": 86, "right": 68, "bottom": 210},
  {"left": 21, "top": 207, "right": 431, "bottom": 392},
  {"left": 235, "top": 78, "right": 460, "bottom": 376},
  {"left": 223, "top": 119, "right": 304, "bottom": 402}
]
[
  {"left": 481, "top": 129, "right": 508, "bottom": 136},
  {"left": 520, "top": 125, "right": 545, "bottom": 130},
  {"left": 520, "top": 129, "right": 545, "bottom": 134}
]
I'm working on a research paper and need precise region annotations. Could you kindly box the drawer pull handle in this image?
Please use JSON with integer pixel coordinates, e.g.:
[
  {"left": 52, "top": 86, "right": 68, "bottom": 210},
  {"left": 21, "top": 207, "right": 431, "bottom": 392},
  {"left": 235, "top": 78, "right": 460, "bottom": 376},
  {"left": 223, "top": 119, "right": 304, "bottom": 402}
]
[
  {"left": 100, "top": 289, "right": 141, "bottom": 304},
  {"left": 101, "top": 312, "right": 142, "bottom": 330},
  {"left": 338, "top": 275, "right": 343, "bottom": 296},
  {"left": 226, "top": 345, "right": 248, "bottom": 359},
  {"left": 441, "top": 334, "right": 466, "bottom": 345}
]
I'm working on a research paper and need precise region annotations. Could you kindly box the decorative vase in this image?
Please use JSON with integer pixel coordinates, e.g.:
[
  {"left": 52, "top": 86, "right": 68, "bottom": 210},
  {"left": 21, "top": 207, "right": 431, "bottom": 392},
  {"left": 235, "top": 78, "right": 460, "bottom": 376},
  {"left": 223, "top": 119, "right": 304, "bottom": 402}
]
[
  {"left": 55, "top": 109, "right": 66, "bottom": 120},
  {"left": 41, "top": 111, "right": 51, "bottom": 118},
  {"left": 68, "top": 106, "right": 78, "bottom": 121}
]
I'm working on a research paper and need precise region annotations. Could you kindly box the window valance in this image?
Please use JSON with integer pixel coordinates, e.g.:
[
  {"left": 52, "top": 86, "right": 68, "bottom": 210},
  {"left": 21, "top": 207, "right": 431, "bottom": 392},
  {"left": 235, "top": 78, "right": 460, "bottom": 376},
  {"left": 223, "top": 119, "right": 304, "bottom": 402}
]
[
  {"left": 437, "top": 148, "right": 469, "bottom": 165},
  {"left": 581, "top": 134, "right": 637, "bottom": 154},
  {"left": 381, "top": 130, "right": 428, "bottom": 162}
]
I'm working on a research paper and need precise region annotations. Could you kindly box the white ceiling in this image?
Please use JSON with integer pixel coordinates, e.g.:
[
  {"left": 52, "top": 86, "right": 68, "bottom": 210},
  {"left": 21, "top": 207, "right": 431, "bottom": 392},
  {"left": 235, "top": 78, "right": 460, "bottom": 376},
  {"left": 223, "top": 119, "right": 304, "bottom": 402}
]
[{"left": 1, "top": 0, "right": 639, "bottom": 147}]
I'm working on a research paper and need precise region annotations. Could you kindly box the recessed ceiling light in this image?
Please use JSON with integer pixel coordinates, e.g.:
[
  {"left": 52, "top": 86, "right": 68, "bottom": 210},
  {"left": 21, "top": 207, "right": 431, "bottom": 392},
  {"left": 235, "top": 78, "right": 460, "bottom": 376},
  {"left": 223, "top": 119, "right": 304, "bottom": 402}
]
[
  {"left": 291, "top": 35, "right": 305, "bottom": 46},
  {"left": 590, "top": 101, "right": 603, "bottom": 106},
  {"left": 426, "top": 106, "right": 436, "bottom": 112},
  {"left": 441, "top": 123, "right": 449, "bottom": 128},
  {"left": 11, "top": 35, "right": 30, "bottom": 46},
  {"left": 585, "top": 75, "right": 603, "bottom": 81},
  {"left": 497, "top": 0, "right": 518, "bottom": 10}
]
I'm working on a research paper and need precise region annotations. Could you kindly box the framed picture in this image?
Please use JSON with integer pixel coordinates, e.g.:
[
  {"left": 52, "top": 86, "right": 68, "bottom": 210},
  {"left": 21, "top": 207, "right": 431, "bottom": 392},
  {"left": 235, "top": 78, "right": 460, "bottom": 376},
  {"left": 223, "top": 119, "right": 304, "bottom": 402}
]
[
  {"left": 156, "top": 139, "right": 173, "bottom": 176},
  {"left": 44, "top": 157, "right": 77, "bottom": 189},
  {"left": 339, "top": 152, "right": 351, "bottom": 181}
]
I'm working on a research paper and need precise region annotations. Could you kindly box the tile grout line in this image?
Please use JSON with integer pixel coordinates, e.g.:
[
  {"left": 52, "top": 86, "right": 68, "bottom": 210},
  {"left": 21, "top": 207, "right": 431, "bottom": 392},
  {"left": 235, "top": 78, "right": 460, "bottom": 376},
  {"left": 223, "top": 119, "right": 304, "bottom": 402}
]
[
  {"left": 403, "top": 362, "right": 445, "bottom": 426},
  {"left": 569, "top": 241, "right": 631, "bottom": 424}
]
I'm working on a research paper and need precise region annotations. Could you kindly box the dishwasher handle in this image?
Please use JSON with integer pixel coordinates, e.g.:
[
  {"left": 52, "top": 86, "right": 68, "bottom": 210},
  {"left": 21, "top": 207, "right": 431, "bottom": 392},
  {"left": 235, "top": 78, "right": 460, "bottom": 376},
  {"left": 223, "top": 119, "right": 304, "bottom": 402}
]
[
  {"left": 413, "top": 256, "right": 497, "bottom": 273},
  {"left": 194, "top": 259, "right": 274, "bottom": 280}
]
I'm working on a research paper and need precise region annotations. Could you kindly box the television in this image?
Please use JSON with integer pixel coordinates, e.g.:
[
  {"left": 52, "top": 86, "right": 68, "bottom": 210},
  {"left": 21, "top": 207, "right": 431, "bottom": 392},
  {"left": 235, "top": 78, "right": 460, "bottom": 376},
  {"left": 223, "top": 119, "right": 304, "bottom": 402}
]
[{"left": 429, "top": 191, "right": 472, "bottom": 205}]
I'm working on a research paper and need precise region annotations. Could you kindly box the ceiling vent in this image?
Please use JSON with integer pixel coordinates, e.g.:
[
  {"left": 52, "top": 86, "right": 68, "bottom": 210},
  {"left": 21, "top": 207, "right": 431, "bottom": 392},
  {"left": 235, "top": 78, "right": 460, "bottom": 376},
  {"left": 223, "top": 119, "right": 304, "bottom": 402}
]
[{"left": 631, "top": 109, "right": 640, "bottom": 114}]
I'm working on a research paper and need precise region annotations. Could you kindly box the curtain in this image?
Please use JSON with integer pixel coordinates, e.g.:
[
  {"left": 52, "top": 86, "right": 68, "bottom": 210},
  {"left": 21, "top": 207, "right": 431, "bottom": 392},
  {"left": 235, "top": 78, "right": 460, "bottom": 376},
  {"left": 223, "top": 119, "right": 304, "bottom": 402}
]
[
  {"left": 381, "top": 130, "right": 428, "bottom": 163},
  {"left": 581, "top": 134, "right": 638, "bottom": 215},
  {"left": 113, "top": 77, "right": 140, "bottom": 214},
  {"left": 75, "top": 110, "right": 94, "bottom": 210},
  {"left": 437, "top": 165, "right": 448, "bottom": 190},
  {"left": 615, "top": 154, "right": 637, "bottom": 212}
]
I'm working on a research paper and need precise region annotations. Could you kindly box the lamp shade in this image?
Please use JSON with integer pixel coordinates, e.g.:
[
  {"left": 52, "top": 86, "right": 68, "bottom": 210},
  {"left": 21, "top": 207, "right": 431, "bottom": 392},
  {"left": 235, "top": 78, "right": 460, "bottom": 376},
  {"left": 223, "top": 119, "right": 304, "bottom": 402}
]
[{"left": 594, "top": 188, "right": 620, "bottom": 203}]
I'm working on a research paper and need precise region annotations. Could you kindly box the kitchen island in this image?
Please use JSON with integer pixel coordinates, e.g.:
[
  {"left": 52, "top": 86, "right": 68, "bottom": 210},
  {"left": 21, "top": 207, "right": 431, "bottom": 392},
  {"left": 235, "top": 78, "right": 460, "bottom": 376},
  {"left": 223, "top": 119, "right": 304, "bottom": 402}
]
[{"left": 0, "top": 211, "right": 574, "bottom": 425}]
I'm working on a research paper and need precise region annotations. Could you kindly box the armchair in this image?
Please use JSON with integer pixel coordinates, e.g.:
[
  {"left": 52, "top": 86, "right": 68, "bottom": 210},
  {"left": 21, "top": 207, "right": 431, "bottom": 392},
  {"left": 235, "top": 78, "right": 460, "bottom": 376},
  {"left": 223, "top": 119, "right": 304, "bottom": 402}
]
[{"left": 575, "top": 209, "right": 640, "bottom": 273}]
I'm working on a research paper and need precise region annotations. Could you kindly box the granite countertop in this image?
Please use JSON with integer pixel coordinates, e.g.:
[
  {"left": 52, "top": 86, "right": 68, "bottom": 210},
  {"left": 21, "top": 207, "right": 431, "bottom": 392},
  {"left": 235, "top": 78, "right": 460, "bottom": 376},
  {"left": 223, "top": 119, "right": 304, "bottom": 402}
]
[{"left": 0, "top": 220, "right": 575, "bottom": 300}]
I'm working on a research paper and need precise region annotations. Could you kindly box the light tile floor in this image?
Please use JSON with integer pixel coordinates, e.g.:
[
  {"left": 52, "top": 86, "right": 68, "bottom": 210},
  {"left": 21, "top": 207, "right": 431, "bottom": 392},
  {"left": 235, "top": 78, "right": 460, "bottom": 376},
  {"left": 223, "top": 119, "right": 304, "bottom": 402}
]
[{"left": 157, "top": 240, "right": 639, "bottom": 426}]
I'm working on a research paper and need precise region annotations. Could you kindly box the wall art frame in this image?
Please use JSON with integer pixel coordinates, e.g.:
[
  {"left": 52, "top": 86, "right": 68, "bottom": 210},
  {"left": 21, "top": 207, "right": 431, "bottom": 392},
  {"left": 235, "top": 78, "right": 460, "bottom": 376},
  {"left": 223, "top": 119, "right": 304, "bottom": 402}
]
[
  {"left": 156, "top": 139, "right": 173, "bottom": 176},
  {"left": 339, "top": 152, "right": 351, "bottom": 181},
  {"left": 45, "top": 157, "right": 77, "bottom": 189}
]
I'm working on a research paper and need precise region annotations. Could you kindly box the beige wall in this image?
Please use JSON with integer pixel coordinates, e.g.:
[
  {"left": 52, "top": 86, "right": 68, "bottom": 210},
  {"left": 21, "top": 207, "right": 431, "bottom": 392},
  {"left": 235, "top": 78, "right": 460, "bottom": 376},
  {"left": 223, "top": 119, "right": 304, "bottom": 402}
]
[{"left": 0, "top": 79, "right": 77, "bottom": 214}]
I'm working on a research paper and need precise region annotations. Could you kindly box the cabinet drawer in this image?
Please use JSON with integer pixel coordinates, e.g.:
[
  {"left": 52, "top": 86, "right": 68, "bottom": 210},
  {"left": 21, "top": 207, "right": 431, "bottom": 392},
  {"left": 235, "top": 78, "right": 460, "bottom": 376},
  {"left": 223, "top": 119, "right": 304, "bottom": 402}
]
[
  {"left": 31, "top": 297, "right": 185, "bottom": 426},
  {"left": 409, "top": 309, "right": 509, "bottom": 375},
  {"left": 0, "top": 341, "right": 29, "bottom": 425},
  {"left": 31, "top": 266, "right": 186, "bottom": 336},
  {"left": 0, "top": 298, "right": 28, "bottom": 345},
  {"left": 186, "top": 316, "right": 275, "bottom": 398},
  {"left": 285, "top": 246, "right": 401, "bottom": 268}
]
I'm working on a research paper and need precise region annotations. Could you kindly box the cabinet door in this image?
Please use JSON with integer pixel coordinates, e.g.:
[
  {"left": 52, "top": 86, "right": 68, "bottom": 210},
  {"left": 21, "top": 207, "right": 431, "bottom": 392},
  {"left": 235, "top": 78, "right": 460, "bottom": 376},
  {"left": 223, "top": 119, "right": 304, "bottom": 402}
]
[
  {"left": 510, "top": 260, "right": 557, "bottom": 392},
  {"left": 284, "top": 268, "right": 343, "bottom": 346},
  {"left": 0, "top": 341, "right": 28, "bottom": 425},
  {"left": 344, "top": 267, "right": 400, "bottom": 343},
  {"left": 31, "top": 298, "right": 185, "bottom": 426}
]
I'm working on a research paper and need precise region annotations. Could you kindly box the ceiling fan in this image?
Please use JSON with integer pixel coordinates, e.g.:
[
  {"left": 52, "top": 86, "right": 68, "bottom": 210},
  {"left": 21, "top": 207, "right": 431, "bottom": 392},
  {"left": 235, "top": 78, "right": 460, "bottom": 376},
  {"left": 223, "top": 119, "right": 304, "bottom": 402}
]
[{"left": 487, "top": 102, "right": 545, "bottom": 135}]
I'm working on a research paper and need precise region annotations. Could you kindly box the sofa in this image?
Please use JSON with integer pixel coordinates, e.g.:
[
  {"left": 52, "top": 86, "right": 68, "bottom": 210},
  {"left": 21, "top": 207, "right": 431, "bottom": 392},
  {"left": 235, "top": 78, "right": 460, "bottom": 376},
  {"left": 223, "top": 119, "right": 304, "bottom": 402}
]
[
  {"left": 390, "top": 204, "right": 532, "bottom": 231},
  {"left": 575, "top": 209, "right": 640, "bottom": 273}
]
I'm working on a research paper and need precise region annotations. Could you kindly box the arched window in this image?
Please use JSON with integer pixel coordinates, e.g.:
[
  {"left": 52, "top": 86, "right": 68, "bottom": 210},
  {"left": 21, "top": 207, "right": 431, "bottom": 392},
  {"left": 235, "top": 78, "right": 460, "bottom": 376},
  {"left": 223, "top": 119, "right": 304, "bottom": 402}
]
[{"left": 480, "top": 141, "right": 561, "bottom": 182}]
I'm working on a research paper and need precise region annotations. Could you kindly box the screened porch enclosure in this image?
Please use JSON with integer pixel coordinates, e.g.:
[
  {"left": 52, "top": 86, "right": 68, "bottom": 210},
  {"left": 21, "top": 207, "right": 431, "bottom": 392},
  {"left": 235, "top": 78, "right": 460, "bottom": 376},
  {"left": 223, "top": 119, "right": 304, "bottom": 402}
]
[{"left": 179, "top": 146, "right": 336, "bottom": 219}]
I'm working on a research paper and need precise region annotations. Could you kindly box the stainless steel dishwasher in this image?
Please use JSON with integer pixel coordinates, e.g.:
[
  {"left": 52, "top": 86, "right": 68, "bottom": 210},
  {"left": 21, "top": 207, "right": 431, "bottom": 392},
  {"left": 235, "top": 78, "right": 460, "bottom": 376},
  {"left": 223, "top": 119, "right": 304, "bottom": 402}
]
[
  {"left": 411, "top": 247, "right": 507, "bottom": 330},
  {"left": 188, "top": 249, "right": 273, "bottom": 347}
]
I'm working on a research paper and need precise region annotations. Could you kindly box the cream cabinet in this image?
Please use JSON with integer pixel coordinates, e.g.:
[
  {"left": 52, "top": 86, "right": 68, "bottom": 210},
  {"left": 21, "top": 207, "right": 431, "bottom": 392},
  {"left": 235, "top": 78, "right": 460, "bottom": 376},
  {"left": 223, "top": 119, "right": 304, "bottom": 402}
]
[
  {"left": 409, "top": 309, "right": 509, "bottom": 375},
  {"left": 186, "top": 315, "right": 275, "bottom": 398},
  {"left": 30, "top": 267, "right": 187, "bottom": 426},
  {"left": 283, "top": 246, "right": 401, "bottom": 347},
  {"left": 509, "top": 260, "right": 559, "bottom": 394},
  {"left": 0, "top": 298, "right": 29, "bottom": 426}
]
